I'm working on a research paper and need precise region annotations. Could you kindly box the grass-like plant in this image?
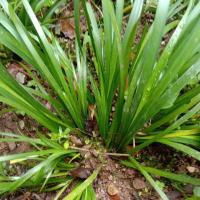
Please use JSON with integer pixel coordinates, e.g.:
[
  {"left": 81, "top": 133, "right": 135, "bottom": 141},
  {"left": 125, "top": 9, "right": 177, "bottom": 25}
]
[
  {"left": 0, "top": 132, "right": 98, "bottom": 199},
  {"left": 0, "top": 0, "right": 200, "bottom": 199},
  {"left": 73, "top": 0, "right": 200, "bottom": 150}
]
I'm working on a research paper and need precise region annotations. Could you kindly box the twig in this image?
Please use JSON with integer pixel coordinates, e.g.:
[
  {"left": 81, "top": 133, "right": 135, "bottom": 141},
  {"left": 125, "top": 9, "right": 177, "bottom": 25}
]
[
  {"left": 70, "top": 146, "right": 130, "bottom": 157},
  {"left": 90, "top": 0, "right": 103, "bottom": 17}
]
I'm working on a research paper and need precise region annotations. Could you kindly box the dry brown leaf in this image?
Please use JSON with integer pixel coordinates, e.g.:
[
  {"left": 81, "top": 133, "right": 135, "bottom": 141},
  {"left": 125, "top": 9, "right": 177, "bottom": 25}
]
[
  {"left": 70, "top": 135, "right": 83, "bottom": 146},
  {"left": 70, "top": 167, "right": 92, "bottom": 179},
  {"left": 59, "top": 19, "right": 75, "bottom": 39}
]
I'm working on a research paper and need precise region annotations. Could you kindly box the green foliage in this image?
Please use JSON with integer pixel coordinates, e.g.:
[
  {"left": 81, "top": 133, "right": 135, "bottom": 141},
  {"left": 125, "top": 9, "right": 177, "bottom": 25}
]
[
  {"left": 193, "top": 187, "right": 200, "bottom": 198},
  {"left": 123, "top": 157, "right": 200, "bottom": 200},
  {"left": 1, "top": 0, "right": 200, "bottom": 150},
  {"left": 0, "top": 0, "right": 200, "bottom": 198},
  {"left": 63, "top": 170, "right": 99, "bottom": 200},
  {"left": 0, "top": 132, "right": 76, "bottom": 195},
  {"left": 0, "top": 0, "right": 88, "bottom": 132},
  {"left": 9, "top": 0, "right": 66, "bottom": 26},
  {"left": 78, "top": 0, "right": 200, "bottom": 150},
  {"left": 0, "top": 132, "right": 98, "bottom": 198}
]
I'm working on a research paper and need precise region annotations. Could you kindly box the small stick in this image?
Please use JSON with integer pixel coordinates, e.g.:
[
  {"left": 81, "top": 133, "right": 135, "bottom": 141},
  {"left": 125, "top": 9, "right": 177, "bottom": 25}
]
[{"left": 70, "top": 146, "right": 130, "bottom": 157}]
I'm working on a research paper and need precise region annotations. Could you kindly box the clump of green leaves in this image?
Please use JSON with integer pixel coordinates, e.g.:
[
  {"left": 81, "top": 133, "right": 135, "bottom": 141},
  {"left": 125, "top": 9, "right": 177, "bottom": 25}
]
[
  {"left": 1, "top": 0, "right": 200, "bottom": 149},
  {"left": 0, "top": 132, "right": 76, "bottom": 195},
  {"left": 0, "top": 0, "right": 88, "bottom": 132},
  {"left": 0, "top": 132, "right": 98, "bottom": 199},
  {"left": 0, "top": 0, "right": 200, "bottom": 198},
  {"left": 76, "top": 0, "right": 200, "bottom": 150}
]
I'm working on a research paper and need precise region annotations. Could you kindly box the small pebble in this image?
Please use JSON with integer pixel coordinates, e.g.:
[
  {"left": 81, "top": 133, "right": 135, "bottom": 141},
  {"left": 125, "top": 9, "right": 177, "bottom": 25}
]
[
  {"left": 107, "top": 184, "right": 119, "bottom": 196},
  {"left": 16, "top": 72, "right": 26, "bottom": 84},
  {"left": 108, "top": 175, "right": 113, "bottom": 181},
  {"left": 19, "top": 120, "right": 25, "bottom": 129},
  {"left": 186, "top": 166, "right": 196, "bottom": 173},
  {"left": 7, "top": 142, "right": 16, "bottom": 151},
  {"left": 133, "top": 178, "right": 146, "bottom": 190}
]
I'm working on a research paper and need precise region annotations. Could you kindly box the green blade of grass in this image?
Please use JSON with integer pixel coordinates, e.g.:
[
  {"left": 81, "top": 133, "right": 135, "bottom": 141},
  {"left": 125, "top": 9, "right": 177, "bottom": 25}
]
[
  {"left": 159, "top": 139, "right": 200, "bottom": 161},
  {"left": 63, "top": 167, "right": 100, "bottom": 200},
  {"left": 122, "top": 159, "right": 200, "bottom": 185},
  {"left": 127, "top": 157, "right": 169, "bottom": 200}
]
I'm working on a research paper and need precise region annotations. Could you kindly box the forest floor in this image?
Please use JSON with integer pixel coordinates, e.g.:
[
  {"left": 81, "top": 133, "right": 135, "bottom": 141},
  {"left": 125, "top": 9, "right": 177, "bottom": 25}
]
[
  {"left": 0, "top": 2, "right": 200, "bottom": 200},
  {"left": 0, "top": 103, "right": 200, "bottom": 200}
]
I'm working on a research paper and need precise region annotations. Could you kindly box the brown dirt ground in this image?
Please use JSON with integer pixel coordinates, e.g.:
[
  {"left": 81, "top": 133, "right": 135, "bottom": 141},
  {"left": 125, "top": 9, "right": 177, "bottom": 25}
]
[
  {"left": 0, "top": 105, "right": 156, "bottom": 200},
  {"left": 0, "top": 105, "right": 199, "bottom": 200}
]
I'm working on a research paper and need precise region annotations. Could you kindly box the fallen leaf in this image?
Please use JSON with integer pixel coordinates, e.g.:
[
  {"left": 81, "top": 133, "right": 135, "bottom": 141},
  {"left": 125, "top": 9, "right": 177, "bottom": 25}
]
[
  {"left": 70, "top": 135, "right": 83, "bottom": 146},
  {"left": 70, "top": 167, "right": 92, "bottom": 179},
  {"left": 59, "top": 19, "right": 75, "bottom": 39}
]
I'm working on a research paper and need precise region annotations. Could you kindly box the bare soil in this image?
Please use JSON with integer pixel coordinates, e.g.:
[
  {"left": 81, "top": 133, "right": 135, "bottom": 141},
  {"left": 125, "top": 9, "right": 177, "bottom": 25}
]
[{"left": 0, "top": 105, "right": 199, "bottom": 200}]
